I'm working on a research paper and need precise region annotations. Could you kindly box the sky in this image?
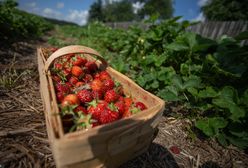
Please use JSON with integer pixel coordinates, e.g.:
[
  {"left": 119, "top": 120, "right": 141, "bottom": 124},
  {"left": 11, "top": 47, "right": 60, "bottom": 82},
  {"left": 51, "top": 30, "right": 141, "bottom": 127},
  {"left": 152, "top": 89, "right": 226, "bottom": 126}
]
[{"left": 17, "top": 0, "right": 208, "bottom": 25}]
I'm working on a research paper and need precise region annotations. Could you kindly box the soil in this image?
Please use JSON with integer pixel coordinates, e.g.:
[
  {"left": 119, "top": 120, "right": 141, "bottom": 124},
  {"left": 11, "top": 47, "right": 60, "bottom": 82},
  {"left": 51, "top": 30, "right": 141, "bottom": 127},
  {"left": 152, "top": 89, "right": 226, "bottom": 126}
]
[{"left": 0, "top": 37, "right": 247, "bottom": 168}]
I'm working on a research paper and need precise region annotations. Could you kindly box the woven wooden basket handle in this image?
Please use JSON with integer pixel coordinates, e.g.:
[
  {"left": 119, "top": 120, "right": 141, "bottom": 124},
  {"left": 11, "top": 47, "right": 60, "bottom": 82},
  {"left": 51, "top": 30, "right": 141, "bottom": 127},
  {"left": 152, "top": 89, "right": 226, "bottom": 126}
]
[{"left": 44, "top": 45, "right": 108, "bottom": 72}]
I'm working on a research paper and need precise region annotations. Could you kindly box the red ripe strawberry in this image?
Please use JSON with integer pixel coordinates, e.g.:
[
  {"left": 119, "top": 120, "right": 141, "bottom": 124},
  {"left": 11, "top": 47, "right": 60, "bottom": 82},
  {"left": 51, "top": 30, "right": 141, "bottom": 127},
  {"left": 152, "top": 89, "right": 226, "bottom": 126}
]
[
  {"left": 135, "top": 102, "right": 147, "bottom": 110},
  {"left": 62, "top": 94, "right": 80, "bottom": 106},
  {"left": 103, "top": 79, "right": 115, "bottom": 91},
  {"left": 50, "top": 47, "right": 58, "bottom": 52},
  {"left": 75, "top": 81, "right": 84, "bottom": 87},
  {"left": 99, "top": 71, "right": 111, "bottom": 81},
  {"left": 72, "top": 55, "right": 87, "bottom": 66},
  {"left": 64, "top": 53, "right": 74, "bottom": 61},
  {"left": 85, "top": 61, "right": 98, "bottom": 73},
  {"left": 54, "top": 63, "right": 63, "bottom": 70},
  {"left": 83, "top": 74, "right": 93, "bottom": 83},
  {"left": 122, "top": 109, "right": 132, "bottom": 118},
  {"left": 74, "top": 106, "right": 88, "bottom": 114},
  {"left": 99, "top": 106, "right": 119, "bottom": 124},
  {"left": 92, "top": 121, "right": 100, "bottom": 127},
  {"left": 92, "top": 90, "right": 103, "bottom": 99},
  {"left": 71, "top": 66, "right": 83, "bottom": 77},
  {"left": 56, "top": 92, "right": 64, "bottom": 103},
  {"left": 77, "top": 89, "right": 93, "bottom": 103},
  {"left": 94, "top": 73, "right": 100, "bottom": 80},
  {"left": 69, "top": 76, "right": 79, "bottom": 85},
  {"left": 55, "top": 83, "right": 70, "bottom": 94},
  {"left": 65, "top": 82, "right": 73, "bottom": 89},
  {"left": 124, "top": 97, "right": 133, "bottom": 109},
  {"left": 90, "top": 79, "right": 103, "bottom": 91},
  {"left": 114, "top": 100, "right": 125, "bottom": 115},
  {"left": 88, "top": 101, "right": 107, "bottom": 120},
  {"left": 62, "top": 69, "right": 71, "bottom": 79},
  {"left": 104, "top": 89, "right": 119, "bottom": 103}
]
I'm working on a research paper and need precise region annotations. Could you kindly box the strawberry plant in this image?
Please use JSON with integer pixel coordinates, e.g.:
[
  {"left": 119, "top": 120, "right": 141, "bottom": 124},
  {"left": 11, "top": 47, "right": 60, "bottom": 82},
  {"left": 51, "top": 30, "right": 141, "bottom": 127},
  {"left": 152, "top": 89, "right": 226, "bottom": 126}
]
[{"left": 49, "top": 17, "right": 248, "bottom": 149}]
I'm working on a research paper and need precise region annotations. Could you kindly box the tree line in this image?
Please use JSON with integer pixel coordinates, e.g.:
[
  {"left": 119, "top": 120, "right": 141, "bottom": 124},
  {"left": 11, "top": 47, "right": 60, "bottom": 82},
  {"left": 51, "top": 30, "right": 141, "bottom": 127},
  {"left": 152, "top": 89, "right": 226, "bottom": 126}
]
[{"left": 88, "top": 0, "right": 248, "bottom": 23}]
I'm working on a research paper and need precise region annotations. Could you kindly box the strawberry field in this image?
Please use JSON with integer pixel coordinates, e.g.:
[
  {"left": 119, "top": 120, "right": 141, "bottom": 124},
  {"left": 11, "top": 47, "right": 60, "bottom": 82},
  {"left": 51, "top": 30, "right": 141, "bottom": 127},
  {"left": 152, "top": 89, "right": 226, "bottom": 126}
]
[{"left": 1, "top": 2, "right": 248, "bottom": 167}]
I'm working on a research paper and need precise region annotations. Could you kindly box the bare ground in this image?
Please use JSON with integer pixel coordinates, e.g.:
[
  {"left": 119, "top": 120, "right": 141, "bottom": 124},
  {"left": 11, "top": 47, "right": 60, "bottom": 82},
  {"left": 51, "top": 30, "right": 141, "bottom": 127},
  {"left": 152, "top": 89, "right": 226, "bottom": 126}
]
[{"left": 0, "top": 39, "right": 247, "bottom": 168}]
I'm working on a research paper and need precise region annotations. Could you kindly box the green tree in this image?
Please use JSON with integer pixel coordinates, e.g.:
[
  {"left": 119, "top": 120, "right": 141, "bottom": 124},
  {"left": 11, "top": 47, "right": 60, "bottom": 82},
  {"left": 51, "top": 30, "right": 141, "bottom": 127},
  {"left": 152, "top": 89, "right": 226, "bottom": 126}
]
[
  {"left": 201, "top": 0, "right": 248, "bottom": 21},
  {"left": 88, "top": 0, "right": 104, "bottom": 22},
  {"left": 103, "top": 1, "right": 135, "bottom": 22},
  {"left": 138, "top": 0, "right": 174, "bottom": 20}
]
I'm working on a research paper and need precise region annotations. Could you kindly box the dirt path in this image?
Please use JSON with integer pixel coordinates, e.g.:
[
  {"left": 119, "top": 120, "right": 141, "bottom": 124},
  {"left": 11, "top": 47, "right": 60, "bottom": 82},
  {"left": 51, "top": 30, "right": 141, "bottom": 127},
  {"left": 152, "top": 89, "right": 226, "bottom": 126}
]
[{"left": 0, "top": 38, "right": 247, "bottom": 168}]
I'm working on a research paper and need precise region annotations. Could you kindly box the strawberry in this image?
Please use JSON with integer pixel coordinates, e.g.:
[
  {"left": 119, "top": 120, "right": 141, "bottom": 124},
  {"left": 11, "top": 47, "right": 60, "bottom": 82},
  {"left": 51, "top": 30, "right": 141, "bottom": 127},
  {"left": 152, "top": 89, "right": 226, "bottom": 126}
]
[
  {"left": 75, "top": 81, "right": 84, "bottom": 87},
  {"left": 62, "top": 69, "right": 71, "bottom": 79},
  {"left": 104, "top": 89, "right": 119, "bottom": 103},
  {"left": 71, "top": 66, "right": 83, "bottom": 77},
  {"left": 85, "top": 61, "right": 98, "bottom": 73},
  {"left": 62, "top": 94, "right": 80, "bottom": 106},
  {"left": 54, "top": 63, "right": 63, "bottom": 71},
  {"left": 114, "top": 100, "right": 125, "bottom": 115},
  {"left": 99, "top": 71, "right": 111, "bottom": 81},
  {"left": 90, "top": 79, "right": 103, "bottom": 91},
  {"left": 124, "top": 97, "right": 133, "bottom": 109},
  {"left": 99, "top": 104, "right": 119, "bottom": 124},
  {"left": 92, "top": 90, "right": 103, "bottom": 99},
  {"left": 74, "top": 106, "right": 88, "bottom": 114},
  {"left": 56, "top": 92, "right": 64, "bottom": 103},
  {"left": 135, "top": 102, "right": 147, "bottom": 110},
  {"left": 50, "top": 47, "right": 58, "bottom": 52},
  {"left": 69, "top": 76, "right": 79, "bottom": 85},
  {"left": 103, "top": 79, "right": 115, "bottom": 91},
  {"left": 72, "top": 55, "right": 87, "bottom": 66},
  {"left": 77, "top": 89, "right": 93, "bottom": 103},
  {"left": 94, "top": 73, "right": 101, "bottom": 80},
  {"left": 55, "top": 83, "right": 70, "bottom": 94},
  {"left": 83, "top": 74, "right": 93, "bottom": 83},
  {"left": 122, "top": 109, "right": 132, "bottom": 118},
  {"left": 65, "top": 82, "right": 73, "bottom": 89},
  {"left": 88, "top": 100, "right": 107, "bottom": 120}
]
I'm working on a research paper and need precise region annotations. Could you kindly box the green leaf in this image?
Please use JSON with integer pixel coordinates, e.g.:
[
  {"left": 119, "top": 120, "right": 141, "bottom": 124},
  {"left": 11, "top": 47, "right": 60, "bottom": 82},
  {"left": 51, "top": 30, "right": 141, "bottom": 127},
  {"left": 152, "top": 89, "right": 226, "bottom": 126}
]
[
  {"left": 229, "top": 105, "right": 246, "bottom": 122},
  {"left": 198, "top": 86, "right": 218, "bottom": 98},
  {"left": 158, "top": 87, "right": 180, "bottom": 101},
  {"left": 184, "top": 32, "right": 197, "bottom": 49},
  {"left": 183, "top": 76, "right": 202, "bottom": 89},
  {"left": 172, "top": 75, "right": 184, "bottom": 90},
  {"left": 187, "top": 87, "right": 198, "bottom": 97},
  {"left": 195, "top": 117, "right": 228, "bottom": 137},
  {"left": 166, "top": 42, "right": 189, "bottom": 51},
  {"left": 226, "top": 135, "right": 248, "bottom": 149},
  {"left": 235, "top": 31, "right": 248, "bottom": 41},
  {"left": 240, "top": 89, "right": 248, "bottom": 107},
  {"left": 216, "top": 133, "right": 228, "bottom": 147}
]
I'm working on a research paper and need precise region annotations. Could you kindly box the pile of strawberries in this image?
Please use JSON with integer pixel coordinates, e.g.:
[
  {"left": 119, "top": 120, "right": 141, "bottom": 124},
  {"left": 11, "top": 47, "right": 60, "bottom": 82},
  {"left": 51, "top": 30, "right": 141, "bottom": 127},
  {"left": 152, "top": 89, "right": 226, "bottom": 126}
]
[{"left": 50, "top": 48, "right": 147, "bottom": 132}]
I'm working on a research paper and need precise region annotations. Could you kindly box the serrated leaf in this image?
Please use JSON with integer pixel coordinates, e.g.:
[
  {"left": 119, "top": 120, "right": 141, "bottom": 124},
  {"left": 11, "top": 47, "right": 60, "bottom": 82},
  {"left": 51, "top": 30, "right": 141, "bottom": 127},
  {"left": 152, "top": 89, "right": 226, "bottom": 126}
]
[
  {"left": 198, "top": 86, "right": 218, "bottom": 98},
  {"left": 183, "top": 76, "right": 202, "bottom": 89},
  {"left": 172, "top": 75, "right": 184, "bottom": 90},
  {"left": 158, "top": 87, "right": 180, "bottom": 101},
  {"left": 195, "top": 117, "right": 228, "bottom": 137},
  {"left": 217, "top": 133, "right": 228, "bottom": 147},
  {"left": 226, "top": 135, "right": 248, "bottom": 149},
  {"left": 229, "top": 105, "right": 246, "bottom": 122},
  {"left": 187, "top": 87, "right": 198, "bottom": 97}
]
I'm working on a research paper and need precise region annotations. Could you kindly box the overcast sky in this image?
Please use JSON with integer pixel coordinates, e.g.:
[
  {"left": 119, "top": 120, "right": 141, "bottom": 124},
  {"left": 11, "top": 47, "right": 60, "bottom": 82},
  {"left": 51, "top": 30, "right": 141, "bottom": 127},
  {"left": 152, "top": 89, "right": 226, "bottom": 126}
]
[{"left": 17, "top": 0, "right": 208, "bottom": 25}]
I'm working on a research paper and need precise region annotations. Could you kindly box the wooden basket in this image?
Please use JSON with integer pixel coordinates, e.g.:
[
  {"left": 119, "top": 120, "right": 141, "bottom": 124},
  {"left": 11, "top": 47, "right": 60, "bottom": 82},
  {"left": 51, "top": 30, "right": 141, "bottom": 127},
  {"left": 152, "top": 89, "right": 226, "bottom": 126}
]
[{"left": 37, "top": 45, "right": 165, "bottom": 168}]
